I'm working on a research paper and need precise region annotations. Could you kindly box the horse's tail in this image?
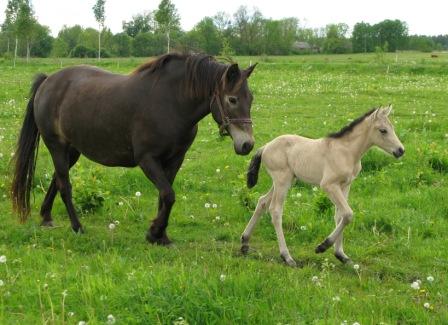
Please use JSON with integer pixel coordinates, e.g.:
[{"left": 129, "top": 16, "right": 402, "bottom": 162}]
[
  {"left": 11, "top": 73, "right": 47, "bottom": 222},
  {"left": 247, "top": 147, "right": 264, "bottom": 189}
]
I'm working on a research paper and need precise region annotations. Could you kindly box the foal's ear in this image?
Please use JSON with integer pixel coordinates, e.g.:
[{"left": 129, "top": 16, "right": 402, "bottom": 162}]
[
  {"left": 223, "top": 63, "right": 241, "bottom": 90},
  {"left": 244, "top": 63, "right": 258, "bottom": 79},
  {"left": 384, "top": 104, "right": 393, "bottom": 116}
]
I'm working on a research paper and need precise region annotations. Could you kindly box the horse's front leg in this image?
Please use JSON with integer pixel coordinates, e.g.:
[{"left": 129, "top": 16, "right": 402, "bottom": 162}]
[
  {"left": 139, "top": 154, "right": 176, "bottom": 245},
  {"left": 315, "top": 182, "right": 353, "bottom": 254},
  {"left": 333, "top": 184, "right": 352, "bottom": 264}
]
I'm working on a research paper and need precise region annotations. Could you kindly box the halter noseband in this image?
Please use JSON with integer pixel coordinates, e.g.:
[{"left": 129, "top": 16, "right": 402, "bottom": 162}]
[{"left": 210, "top": 91, "right": 252, "bottom": 136}]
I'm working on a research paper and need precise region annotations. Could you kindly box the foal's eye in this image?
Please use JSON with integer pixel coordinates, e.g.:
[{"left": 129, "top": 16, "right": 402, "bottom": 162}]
[
  {"left": 228, "top": 96, "right": 238, "bottom": 105},
  {"left": 379, "top": 129, "right": 388, "bottom": 134}
]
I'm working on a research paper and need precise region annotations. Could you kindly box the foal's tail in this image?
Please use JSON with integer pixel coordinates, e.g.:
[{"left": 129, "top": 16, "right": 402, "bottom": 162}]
[
  {"left": 11, "top": 73, "right": 47, "bottom": 222},
  {"left": 247, "top": 147, "right": 264, "bottom": 189}
]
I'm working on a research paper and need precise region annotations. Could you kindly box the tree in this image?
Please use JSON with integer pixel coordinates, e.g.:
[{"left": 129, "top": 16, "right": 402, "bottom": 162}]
[
  {"left": 187, "top": 17, "right": 221, "bottom": 54},
  {"left": 16, "top": 0, "right": 35, "bottom": 63},
  {"left": 352, "top": 22, "right": 374, "bottom": 53},
  {"left": 373, "top": 19, "right": 408, "bottom": 52},
  {"left": 111, "top": 32, "right": 132, "bottom": 56},
  {"left": 92, "top": 0, "right": 106, "bottom": 60},
  {"left": 3, "top": 0, "right": 23, "bottom": 65},
  {"left": 30, "top": 23, "right": 53, "bottom": 57},
  {"left": 122, "top": 12, "right": 153, "bottom": 37},
  {"left": 154, "top": 0, "right": 180, "bottom": 53},
  {"left": 323, "top": 23, "right": 351, "bottom": 53}
]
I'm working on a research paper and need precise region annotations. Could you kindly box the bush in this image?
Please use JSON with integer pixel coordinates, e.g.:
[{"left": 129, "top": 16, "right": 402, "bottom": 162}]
[{"left": 71, "top": 45, "right": 96, "bottom": 58}]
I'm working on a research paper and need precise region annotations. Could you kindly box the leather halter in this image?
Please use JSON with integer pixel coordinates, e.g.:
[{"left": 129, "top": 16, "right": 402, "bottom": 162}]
[{"left": 210, "top": 91, "right": 252, "bottom": 136}]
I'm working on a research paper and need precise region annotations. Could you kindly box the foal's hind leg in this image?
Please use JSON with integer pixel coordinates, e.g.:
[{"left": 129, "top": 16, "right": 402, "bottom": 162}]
[
  {"left": 269, "top": 172, "right": 296, "bottom": 267},
  {"left": 334, "top": 185, "right": 352, "bottom": 264},
  {"left": 47, "top": 145, "right": 83, "bottom": 232},
  {"left": 40, "top": 148, "right": 80, "bottom": 227},
  {"left": 241, "top": 186, "right": 273, "bottom": 254}
]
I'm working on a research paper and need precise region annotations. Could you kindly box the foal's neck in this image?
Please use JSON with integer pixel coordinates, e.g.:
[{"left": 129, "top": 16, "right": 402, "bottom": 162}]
[{"left": 335, "top": 119, "right": 373, "bottom": 162}]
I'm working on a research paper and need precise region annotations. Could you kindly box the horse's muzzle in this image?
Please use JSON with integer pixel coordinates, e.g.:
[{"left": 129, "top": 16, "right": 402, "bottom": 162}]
[{"left": 393, "top": 147, "right": 405, "bottom": 158}]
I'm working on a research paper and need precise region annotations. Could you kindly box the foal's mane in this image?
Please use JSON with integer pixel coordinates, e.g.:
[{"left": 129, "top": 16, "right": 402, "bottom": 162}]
[
  {"left": 133, "top": 53, "right": 229, "bottom": 98},
  {"left": 327, "top": 108, "right": 376, "bottom": 138}
]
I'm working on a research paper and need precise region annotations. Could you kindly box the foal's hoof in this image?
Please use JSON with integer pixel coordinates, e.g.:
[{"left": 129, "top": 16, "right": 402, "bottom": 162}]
[
  {"left": 281, "top": 254, "right": 297, "bottom": 267},
  {"left": 241, "top": 244, "right": 249, "bottom": 255},
  {"left": 315, "top": 238, "right": 332, "bottom": 254},
  {"left": 335, "top": 252, "right": 352, "bottom": 264},
  {"left": 146, "top": 232, "right": 172, "bottom": 246},
  {"left": 40, "top": 220, "right": 55, "bottom": 227},
  {"left": 72, "top": 225, "right": 84, "bottom": 234}
]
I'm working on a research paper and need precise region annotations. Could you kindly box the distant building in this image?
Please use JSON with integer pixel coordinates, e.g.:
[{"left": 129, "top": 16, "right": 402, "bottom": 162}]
[{"left": 292, "top": 41, "right": 320, "bottom": 53}]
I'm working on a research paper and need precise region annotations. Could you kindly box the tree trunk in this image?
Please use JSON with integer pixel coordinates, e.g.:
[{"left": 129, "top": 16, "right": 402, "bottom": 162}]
[
  {"left": 26, "top": 40, "right": 30, "bottom": 63},
  {"left": 7, "top": 37, "right": 10, "bottom": 53},
  {"left": 98, "top": 25, "right": 101, "bottom": 61},
  {"left": 14, "top": 37, "right": 18, "bottom": 68},
  {"left": 167, "top": 31, "right": 170, "bottom": 53}
]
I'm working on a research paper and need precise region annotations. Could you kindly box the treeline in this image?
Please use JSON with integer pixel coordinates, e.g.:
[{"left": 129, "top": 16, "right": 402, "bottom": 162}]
[{"left": 1, "top": 0, "right": 447, "bottom": 60}]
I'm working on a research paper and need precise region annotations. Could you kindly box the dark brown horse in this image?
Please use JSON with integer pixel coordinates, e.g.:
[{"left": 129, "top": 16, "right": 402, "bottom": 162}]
[{"left": 11, "top": 53, "right": 257, "bottom": 245}]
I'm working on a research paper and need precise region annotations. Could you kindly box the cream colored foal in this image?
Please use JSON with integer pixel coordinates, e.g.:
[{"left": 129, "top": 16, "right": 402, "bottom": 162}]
[{"left": 241, "top": 106, "right": 404, "bottom": 266}]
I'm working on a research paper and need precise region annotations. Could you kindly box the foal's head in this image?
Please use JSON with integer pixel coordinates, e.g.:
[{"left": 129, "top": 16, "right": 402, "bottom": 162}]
[
  {"left": 211, "top": 63, "right": 257, "bottom": 155},
  {"left": 368, "top": 105, "right": 405, "bottom": 158}
]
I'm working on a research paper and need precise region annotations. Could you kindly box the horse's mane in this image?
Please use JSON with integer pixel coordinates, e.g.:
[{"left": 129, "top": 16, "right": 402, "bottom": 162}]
[
  {"left": 133, "top": 53, "right": 229, "bottom": 98},
  {"left": 327, "top": 108, "right": 376, "bottom": 138}
]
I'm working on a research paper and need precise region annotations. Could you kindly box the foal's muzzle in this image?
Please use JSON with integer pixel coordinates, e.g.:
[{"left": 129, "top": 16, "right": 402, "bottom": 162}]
[{"left": 393, "top": 147, "right": 405, "bottom": 158}]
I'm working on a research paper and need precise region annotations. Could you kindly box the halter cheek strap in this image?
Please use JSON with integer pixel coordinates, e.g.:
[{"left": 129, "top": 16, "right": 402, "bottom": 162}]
[{"left": 210, "top": 91, "right": 252, "bottom": 136}]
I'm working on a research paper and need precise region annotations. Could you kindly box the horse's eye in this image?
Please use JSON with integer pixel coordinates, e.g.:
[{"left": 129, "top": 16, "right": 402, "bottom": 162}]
[
  {"left": 379, "top": 129, "right": 388, "bottom": 134},
  {"left": 229, "top": 96, "right": 238, "bottom": 105}
]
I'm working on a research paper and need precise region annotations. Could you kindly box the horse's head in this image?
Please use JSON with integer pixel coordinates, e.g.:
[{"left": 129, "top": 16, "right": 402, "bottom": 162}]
[
  {"left": 211, "top": 63, "right": 257, "bottom": 155},
  {"left": 369, "top": 105, "right": 405, "bottom": 158}
]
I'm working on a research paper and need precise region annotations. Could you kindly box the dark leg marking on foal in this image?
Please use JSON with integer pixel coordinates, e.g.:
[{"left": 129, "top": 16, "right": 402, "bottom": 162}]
[
  {"left": 240, "top": 235, "right": 249, "bottom": 255},
  {"left": 315, "top": 238, "right": 332, "bottom": 254}
]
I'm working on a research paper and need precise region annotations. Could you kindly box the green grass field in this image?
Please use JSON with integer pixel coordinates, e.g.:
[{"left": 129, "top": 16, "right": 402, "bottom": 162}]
[{"left": 0, "top": 52, "right": 447, "bottom": 324}]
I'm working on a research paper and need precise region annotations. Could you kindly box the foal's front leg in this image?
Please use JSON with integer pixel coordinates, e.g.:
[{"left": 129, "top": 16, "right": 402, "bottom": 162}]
[
  {"left": 333, "top": 185, "right": 352, "bottom": 263},
  {"left": 315, "top": 182, "right": 353, "bottom": 255}
]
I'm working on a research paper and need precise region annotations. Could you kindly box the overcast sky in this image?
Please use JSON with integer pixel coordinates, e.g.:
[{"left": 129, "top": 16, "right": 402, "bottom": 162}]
[{"left": 0, "top": 0, "right": 446, "bottom": 36}]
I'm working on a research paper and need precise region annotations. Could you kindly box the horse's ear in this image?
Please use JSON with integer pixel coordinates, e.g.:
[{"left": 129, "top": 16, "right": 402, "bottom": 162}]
[
  {"left": 385, "top": 104, "right": 393, "bottom": 116},
  {"left": 223, "top": 63, "right": 241, "bottom": 90},
  {"left": 244, "top": 63, "right": 258, "bottom": 79}
]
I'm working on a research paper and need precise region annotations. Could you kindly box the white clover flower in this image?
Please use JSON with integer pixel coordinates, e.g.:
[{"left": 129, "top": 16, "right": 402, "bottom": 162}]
[
  {"left": 114, "top": 220, "right": 120, "bottom": 225},
  {"left": 423, "top": 302, "right": 430, "bottom": 309},
  {"left": 427, "top": 275, "right": 434, "bottom": 282},
  {"left": 212, "top": 203, "right": 218, "bottom": 209},
  {"left": 353, "top": 322, "right": 360, "bottom": 325},
  {"left": 220, "top": 274, "right": 226, "bottom": 281},
  {"left": 182, "top": 195, "right": 187, "bottom": 200},
  {"left": 204, "top": 203, "right": 211, "bottom": 208},
  {"left": 0, "top": 153, "right": 3, "bottom": 159},
  {"left": 118, "top": 201, "right": 124, "bottom": 206},
  {"left": 416, "top": 279, "right": 422, "bottom": 285},
  {"left": 311, "top": 275, "right": 319, "bottom": 283},
  {"left": 107, "top": 314, "right": 116, "bottom": 324},
  {"left": 411, "top": 281, "right": 420, "bottom": 290},
  {"left": 0, "top": 255, "right": 6, "bottom": 263},
  {"left": 312, "top": 186, "right": 318, "bottom": 192},
  {"left": 296, "top": 192, "right": 302, "bottom": 198},
  {"left": 300, "top": 225, "right": 307, "bottom": 231},
  {"left": 216, "top": 168, "right": 220, "bottom": 173},
  {"left": 43, "top": 283, "right": 48, "bottom": 289},
  {"left": 332, "top": 296, "right": 340, "bottom": 302},
  {"left": 108, "top": 223, "right": 116, "bottom": 230},
  {"left": 215, "top": 216, "right": 221, "bottom": 221},
  {"left": 78, "top": 321, "right": 87, "bottom": 325},
  {"left": 68, "top": 312, "right": 75, "bottom": 317},
  {"left": 62, "top": 289, "right": 68, "bottom": 297},
  {"left": 0, "top": 279, "right": 4, "bottom": 286},
  {"left": 353, "top": 264, "right": 360, "bottom": 270},
  {"left": 135, "top": 191, "right": 141, "bottom": 197}
]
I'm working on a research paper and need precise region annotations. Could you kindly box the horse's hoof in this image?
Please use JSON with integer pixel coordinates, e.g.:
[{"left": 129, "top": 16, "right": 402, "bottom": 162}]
[
  {"left": 281, "top": 254, "right": 297, "bottom": 267},
  {"left": 315, "top": 238, "right": 332, "bottom": 254},
  {"left": 335, "top": 252, "right": 352, "bottom": 264},
  {"left": 146, "top": 232, "right": 172, "bottom": 246},
  {"left": 72, "top": 225, "right": 84, "bottom": 234},
  {"left": 241, "top": 244, "right": 249, "bottom": 255},
  {"left": 41, "top": 220, "right": 54, "bottom": 227}
]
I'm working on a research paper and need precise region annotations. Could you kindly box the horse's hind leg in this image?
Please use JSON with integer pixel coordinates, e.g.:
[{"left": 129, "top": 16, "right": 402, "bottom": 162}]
[
  {"left": 47, "top": 145, "right": 83, "bottom": 232},
  {"left": 40, "top": 148, "right": 80, "bottom": 227},
  {"left": 241, "top": 186, "right": 273, "bottom": 254}
]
